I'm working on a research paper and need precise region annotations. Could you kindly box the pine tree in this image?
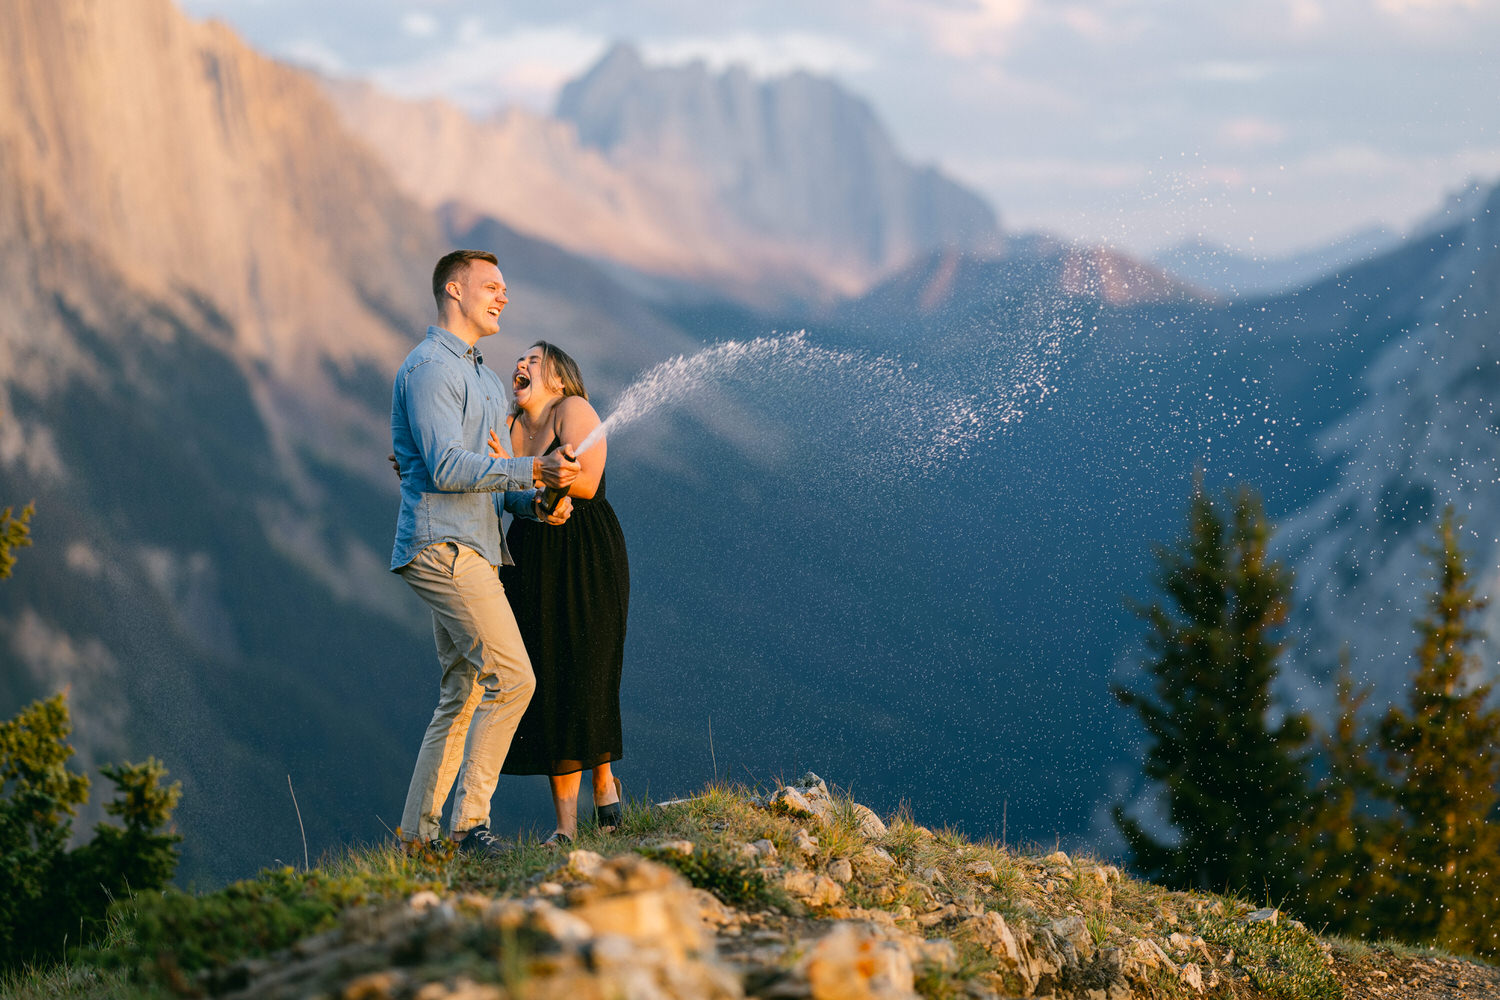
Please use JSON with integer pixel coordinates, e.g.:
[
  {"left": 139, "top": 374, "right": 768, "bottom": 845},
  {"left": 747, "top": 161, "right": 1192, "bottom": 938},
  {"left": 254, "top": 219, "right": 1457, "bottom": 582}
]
[
  {"left": 1113, "top": 483, "right": 1314, "bottom": 897},
  {"left": 1374, "top": 506, "right": 1500, "bottom": 957},
  {"left": 0, "top": 694, "right": 90, "bottom": 967},
  {"left": 0, "top": 694, "right": 183, "bottom": 968},
  {"left": 0, "top": 502, "right": 32, "bottom": 579},
  {"left": 1296, "top": 650, "right": 1384, "bottom": 935}
]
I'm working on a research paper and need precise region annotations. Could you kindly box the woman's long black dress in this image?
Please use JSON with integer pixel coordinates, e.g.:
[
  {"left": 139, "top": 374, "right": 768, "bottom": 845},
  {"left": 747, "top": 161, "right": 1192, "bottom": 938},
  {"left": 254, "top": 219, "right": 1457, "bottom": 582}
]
[{"left": 499, "top": 438, "right": 630, "bottom": 775}]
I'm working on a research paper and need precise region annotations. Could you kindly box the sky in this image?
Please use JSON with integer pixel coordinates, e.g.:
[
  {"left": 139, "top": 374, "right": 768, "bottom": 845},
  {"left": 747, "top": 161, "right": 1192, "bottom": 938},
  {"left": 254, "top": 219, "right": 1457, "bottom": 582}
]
[{"left": 181, "top": 0, "right": 1500, "bottom": 258}]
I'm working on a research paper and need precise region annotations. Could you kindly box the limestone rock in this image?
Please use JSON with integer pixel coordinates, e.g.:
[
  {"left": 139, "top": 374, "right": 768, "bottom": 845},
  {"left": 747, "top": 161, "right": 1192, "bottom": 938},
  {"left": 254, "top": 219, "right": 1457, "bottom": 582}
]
[
  {"left": 853, "top": 846, "right": 896, "bottom": 877},
  {"left": 1247, "top": 907, "right": 1279, "bottom": 924},
  {"left": 650, "top": 839, "right": 697, "bottom": 856},
  {"left": 783, "top": 871, "right": 845, "bottom": 908},
  {"left": 567, "top": 849, "right": 606, "bottom": 879},
  {"left": 794, "top": 828, "right": 820, "bottom": 856},
  {"left": 769, "top": 785, "right": 828, "bottom": 822},
  {"left": 827, "top": 858, "right": 854, "bottom": 884},
  {"left": 963, "top": 911, "right": 1039, "bottom": 994},
  {"left": 851, "top": 803, "right": 888, "bottom": 837},
  {"left": 567, "top": 856, "right": 711, "bottom": 964},
  {"left": 1042, "top": 850, "right": 1072, "bottom": 867},
  {"left": 1050, "top": 915, "right": 1096, "bottom": 962},
  {"left": 963, "top": 859, "right": 997, "bottom": 880},
  {"left": 803, "top": 922, "right": 918, "bottom": 1000},
  {"left": 1181, "top": 962, "right": 1205, "bottom": 993}
]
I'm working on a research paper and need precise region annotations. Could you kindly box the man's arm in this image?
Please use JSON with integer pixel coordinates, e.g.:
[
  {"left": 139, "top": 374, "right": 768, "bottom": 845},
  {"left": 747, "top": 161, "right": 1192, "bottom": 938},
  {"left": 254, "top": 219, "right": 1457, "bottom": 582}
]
[
  {"left": 405, "top": 361, "right": 536, "bottom": 492},
  {"left": 501, "top": 489, "right": 572, "bottom": 524},
  {"left": 501, "top": 489, "right": 540, "bottom": 521}
]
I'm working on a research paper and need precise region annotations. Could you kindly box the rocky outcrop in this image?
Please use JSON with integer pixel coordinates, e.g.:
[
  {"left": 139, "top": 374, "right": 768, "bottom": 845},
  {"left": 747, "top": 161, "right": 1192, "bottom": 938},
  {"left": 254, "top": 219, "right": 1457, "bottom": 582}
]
[
  {"left": 557, "top": 44, "right": 1001, "bottom": 289},
  {"left": 110, "top": 775, "right": 1476, "bottom": 1000}
]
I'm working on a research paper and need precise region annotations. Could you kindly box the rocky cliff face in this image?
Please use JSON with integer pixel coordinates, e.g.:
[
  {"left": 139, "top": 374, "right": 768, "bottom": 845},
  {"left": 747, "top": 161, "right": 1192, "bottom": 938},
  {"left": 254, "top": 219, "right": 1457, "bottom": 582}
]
[
  {"left": 557, "top": 44, "right": 1001, "bottom": 295},
  {"left": 327, "top": 44, "right": 1002, "bottom": 308}
]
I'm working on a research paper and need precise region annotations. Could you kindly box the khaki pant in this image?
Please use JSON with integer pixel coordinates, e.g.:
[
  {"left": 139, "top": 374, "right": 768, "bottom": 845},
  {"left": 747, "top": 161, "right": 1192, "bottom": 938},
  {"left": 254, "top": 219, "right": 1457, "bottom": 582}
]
[{"left": 399, "top": 542, "right": 535, "bottom": 841}]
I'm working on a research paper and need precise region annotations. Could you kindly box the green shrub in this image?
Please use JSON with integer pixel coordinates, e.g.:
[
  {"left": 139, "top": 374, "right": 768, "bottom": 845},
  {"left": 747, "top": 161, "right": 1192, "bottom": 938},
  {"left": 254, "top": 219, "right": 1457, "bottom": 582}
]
[
  {"left": 1199, "top": 912, "right": 1342, "bottom": 1000},
  {"left": 644, "top": 844, "right": 783, "bottom": 910},
  {"left": 103, "top": 864, "right": 436, "bottom": 989},
  {"left": 0, "top": 694, "right": 180, "bottom": 971}
]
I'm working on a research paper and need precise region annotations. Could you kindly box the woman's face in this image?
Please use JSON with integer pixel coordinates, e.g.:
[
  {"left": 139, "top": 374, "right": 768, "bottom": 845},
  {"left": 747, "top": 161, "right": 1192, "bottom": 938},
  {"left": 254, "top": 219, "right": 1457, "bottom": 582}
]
[{"left": 513, "top": 345, "right": 560, "bottom": 407}]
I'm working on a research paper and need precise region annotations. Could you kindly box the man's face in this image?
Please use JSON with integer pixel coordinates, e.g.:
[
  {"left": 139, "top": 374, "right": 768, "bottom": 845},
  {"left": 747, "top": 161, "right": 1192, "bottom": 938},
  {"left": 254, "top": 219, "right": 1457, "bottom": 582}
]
[{"left": 454, "top": 261, "right": 508, "bottom": 338}]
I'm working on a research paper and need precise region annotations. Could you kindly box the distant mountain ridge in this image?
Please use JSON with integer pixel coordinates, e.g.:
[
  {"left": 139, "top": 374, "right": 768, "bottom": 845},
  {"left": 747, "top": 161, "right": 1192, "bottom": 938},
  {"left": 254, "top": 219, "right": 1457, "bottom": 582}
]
[
  {"left": 329, "top": 43, "right": 1001, "bottom": 307},
  {"left": 1151, "top": 226, "right": 1400, "bottom": 299},
  {"left": 557, "top": 44, "right": 1001, "bottom": 289}
]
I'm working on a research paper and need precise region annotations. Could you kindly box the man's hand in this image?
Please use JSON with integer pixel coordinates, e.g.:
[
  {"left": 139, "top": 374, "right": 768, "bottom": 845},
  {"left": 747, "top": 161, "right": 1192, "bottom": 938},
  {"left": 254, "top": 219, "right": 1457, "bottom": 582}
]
[
  {"left": 388, "top": 453, "right": 401, "bottom": 479},
  {"left": 537, "top": 495, "right": 573, "bottom": 525},
  {"left": 534, "top": 446, "right": 581, "bottom": 489}
]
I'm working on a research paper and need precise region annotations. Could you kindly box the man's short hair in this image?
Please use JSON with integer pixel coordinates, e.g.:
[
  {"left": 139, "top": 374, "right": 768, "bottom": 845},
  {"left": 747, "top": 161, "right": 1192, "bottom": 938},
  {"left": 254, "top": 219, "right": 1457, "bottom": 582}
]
[{"left": 432, "top": 250, "right": 499, "bottom": 308}]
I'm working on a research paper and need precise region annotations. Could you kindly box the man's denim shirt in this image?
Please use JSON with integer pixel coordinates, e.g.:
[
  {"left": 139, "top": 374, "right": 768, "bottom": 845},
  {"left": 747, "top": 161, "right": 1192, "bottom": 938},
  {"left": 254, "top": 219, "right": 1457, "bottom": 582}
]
[{"left": 390, "top": 326, "right": 538, "bottom": 571}]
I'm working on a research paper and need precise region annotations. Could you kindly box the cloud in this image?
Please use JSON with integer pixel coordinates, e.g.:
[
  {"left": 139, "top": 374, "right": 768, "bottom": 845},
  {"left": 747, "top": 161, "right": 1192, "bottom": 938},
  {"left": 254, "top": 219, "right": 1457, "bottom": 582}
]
[
  {"left": 1375, "top": 0, "right": 1480, "bottom": 13},
  {"left": 884, "top": 0, "right": 1034, "bottom": 58},
  {"left": 400, "top": 12, "right": 439, "bottom": 39},
  {"left": 641, "top": 32, "right": 874, "bottom": 77},
  {"left": 1181, "top": 60, "right": 1274, "bottom": 84},
  {"left": 1217, "top": 116, "right": 1288, "bottom": 150},
  {"left": 371, "top": 25, "right": 608, "bottom": 113}
]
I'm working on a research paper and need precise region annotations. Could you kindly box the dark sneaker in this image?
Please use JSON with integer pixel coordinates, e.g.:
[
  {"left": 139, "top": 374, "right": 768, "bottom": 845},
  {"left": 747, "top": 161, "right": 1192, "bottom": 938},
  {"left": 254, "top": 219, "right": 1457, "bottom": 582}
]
[{"left": 453, "top": 825, "right": 510, "bottom": 857}]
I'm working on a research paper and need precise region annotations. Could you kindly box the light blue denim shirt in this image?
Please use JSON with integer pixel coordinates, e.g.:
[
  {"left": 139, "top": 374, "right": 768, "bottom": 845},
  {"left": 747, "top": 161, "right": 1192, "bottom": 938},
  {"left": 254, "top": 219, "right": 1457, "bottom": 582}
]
[{"left": 390, "top": 326, "right": 538, "bottom": 571}]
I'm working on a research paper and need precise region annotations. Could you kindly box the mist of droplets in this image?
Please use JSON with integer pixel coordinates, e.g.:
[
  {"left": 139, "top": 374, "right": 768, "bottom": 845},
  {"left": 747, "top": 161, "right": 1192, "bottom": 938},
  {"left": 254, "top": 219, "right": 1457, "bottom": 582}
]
[{"left": 574, "top": 323, "right": 1072, "bottom": 482}]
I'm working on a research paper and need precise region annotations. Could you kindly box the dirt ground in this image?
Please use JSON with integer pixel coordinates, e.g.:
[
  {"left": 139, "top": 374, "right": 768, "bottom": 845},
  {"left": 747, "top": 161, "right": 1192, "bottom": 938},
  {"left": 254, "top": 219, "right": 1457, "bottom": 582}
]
[{"left": 1336, "top": 954, "right": 1500, "bottom": 999}]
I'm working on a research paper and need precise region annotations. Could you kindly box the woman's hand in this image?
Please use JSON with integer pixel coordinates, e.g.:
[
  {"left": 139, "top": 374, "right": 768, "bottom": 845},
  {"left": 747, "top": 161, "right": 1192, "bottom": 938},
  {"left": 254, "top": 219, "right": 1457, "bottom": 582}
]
[
  {"left": 537, "top": 495, "right": 572, "bottom": 525},
  {"left": 488, "top": 428, "right": 511, "bottom": 459}
]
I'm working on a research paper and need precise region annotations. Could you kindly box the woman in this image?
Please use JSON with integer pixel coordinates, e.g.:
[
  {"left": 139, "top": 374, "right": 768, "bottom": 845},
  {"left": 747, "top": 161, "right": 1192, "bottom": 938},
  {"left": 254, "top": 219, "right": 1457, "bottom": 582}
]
[{"left": 492, "top": 341, "right": 629, "bottom": 844}]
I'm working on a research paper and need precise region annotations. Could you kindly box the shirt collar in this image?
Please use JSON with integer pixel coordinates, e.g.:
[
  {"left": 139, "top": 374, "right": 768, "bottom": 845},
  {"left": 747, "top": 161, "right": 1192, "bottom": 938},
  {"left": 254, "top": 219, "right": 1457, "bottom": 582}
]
[{"left": 426, "top": 325, "right": 482, "bottom": 363}]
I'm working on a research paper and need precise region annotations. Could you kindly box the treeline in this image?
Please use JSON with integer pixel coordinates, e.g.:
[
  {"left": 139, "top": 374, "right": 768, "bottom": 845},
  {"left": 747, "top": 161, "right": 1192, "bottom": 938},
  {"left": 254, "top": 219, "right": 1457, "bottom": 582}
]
[
  {"left": 1114, "top": 484, "right": 1500, "bottom": 959},
  {"left": 0, "top": 503, "right": 183, "bottom": 971}
]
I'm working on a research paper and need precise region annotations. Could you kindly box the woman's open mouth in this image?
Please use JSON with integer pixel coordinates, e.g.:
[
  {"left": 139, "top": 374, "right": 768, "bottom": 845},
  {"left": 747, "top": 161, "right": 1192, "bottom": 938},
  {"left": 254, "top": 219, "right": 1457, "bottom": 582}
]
[{"left": 513, "top": 373, "right": 531, "bottom": 391}]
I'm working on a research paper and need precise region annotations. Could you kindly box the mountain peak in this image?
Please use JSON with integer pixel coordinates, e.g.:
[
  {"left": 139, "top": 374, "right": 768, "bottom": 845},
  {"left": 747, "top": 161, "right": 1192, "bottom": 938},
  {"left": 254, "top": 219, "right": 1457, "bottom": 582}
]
[{"left": 553, "top": 41, "right": 1000, "bottom": 289}]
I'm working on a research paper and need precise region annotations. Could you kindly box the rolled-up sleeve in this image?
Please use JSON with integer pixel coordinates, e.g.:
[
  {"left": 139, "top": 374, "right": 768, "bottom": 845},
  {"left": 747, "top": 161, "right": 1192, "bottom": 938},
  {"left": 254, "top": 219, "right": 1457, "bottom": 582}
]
[{"left": 501, "top": 489, "right": 541, "bottom": 520}]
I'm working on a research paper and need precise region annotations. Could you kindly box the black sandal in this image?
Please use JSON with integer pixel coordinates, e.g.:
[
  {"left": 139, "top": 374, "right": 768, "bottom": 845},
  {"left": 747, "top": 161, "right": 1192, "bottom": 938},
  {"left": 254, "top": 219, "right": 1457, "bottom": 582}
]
[
  {"left": 595, "top": 777, "right": 624, "bottom": 832},
  {"left": 542, "top": 830, "right": 573, "bottom": 848}
]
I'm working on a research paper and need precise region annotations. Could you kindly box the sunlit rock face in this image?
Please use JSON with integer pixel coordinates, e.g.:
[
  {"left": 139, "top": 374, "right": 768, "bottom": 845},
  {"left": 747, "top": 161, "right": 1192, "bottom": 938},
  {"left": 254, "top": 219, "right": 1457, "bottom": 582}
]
[
  {"left": 328, "top": 44, "right": 1002, "bottom": 308},
  {"left": 0, "top": 0, "right": 436, "bottom": 383},
  {"left": 554, "top": 42, "right": 1002, "bottom": 301}
]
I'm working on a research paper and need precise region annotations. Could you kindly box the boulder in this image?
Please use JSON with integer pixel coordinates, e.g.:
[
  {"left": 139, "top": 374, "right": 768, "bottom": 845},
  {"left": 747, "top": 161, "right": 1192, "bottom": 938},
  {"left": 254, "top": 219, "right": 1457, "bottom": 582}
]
[
  {"left": 854, "top": 846, "right": 896, "bottom": 877},
  {"left": 783, "top": 871, "right": 846, "bottom": 907},
  {"left": 851, "top": 803, "right": 888, "bottom": 837},
  {"left": 1049, "top": 915, "right": 1096, "bottom": 962},
  {"left": 962, "top": 911, "right": 1039, "bottom": 994},
  {"left": 566, "top": 849, "right": 605, "bottom": 879},
  {"left": 803, "top": 923, "right": 918, "bottom": 1000}
]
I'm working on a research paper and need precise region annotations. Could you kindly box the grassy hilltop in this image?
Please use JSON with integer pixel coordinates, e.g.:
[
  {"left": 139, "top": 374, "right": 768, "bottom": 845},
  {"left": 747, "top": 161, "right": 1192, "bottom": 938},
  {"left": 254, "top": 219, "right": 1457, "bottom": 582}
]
[{"left": 4, "top": 775, "right": 1494, "bottom": 1000}]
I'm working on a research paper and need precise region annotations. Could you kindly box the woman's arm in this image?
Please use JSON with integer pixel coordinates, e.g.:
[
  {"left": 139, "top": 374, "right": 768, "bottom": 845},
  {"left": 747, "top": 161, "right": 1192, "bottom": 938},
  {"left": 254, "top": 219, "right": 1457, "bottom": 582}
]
[{"left": 555, "top": 396, "right": 605, "bottom": 499}]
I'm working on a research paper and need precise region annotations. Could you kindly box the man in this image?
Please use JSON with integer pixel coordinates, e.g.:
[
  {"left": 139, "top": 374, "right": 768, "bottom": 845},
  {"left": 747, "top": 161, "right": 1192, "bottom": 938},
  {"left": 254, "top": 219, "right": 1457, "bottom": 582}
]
[{"left": 391, "top": 249, "right": 580, "bottom": 854}]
